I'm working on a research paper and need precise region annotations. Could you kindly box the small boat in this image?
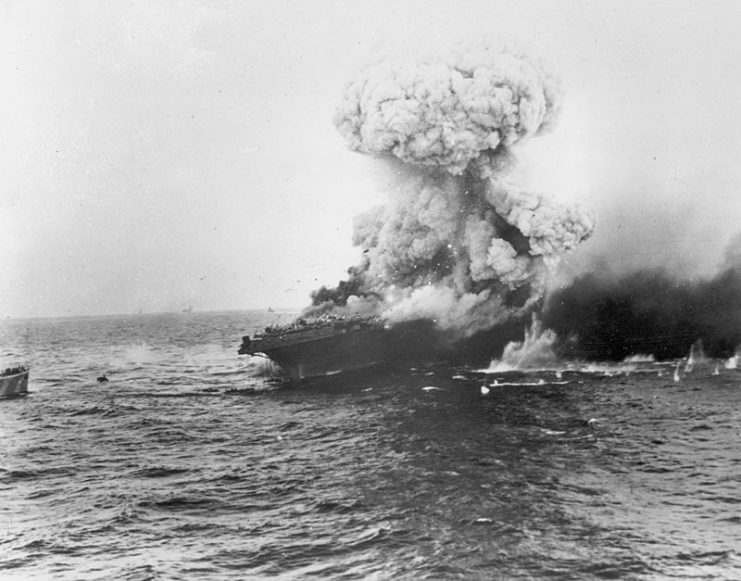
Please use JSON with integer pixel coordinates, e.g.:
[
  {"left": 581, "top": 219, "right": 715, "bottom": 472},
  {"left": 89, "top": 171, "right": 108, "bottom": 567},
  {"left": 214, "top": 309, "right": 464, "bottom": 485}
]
[{"left": 1, "top": 366, "right": 29, "bottom": 398}]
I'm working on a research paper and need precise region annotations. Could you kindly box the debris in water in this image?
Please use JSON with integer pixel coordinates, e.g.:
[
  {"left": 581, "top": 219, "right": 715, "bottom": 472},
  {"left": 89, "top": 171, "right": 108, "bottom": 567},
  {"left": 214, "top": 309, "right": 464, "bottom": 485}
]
[{"left": 422, "top": 386, "right": 444, "bottom": 392}]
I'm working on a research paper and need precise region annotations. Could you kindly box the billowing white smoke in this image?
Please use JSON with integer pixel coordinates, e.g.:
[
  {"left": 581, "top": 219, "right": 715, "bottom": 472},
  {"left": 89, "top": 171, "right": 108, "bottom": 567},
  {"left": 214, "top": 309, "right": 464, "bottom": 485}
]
[
  {"left": 310, "top": 47, "right": 594, "bottom": 338},
  {"left": 335, "top": 48, "right": 561, "bottom": 174}
]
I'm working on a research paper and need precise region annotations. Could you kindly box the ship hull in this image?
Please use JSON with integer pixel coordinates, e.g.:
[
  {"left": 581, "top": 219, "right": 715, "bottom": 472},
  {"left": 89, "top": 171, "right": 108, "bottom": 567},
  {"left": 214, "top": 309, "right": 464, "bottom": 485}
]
[
  {"left": 260, "top": 327, "right": 388, "bottom": 378},
  {"left": 0, "top": 371, "right": 29, "bottom": 398},
  {"left": 241, "top": 319, "right": 452, "bottom": 379}
]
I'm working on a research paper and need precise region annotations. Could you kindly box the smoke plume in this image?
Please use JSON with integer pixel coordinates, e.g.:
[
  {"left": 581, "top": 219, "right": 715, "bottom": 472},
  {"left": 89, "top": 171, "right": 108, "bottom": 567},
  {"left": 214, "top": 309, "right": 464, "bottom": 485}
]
[
  {"left": 543, "top": 232, "right": 741, "bottom": 360},
  {"left": 306, "top": 47, "right": 593, "bottom": 338}
]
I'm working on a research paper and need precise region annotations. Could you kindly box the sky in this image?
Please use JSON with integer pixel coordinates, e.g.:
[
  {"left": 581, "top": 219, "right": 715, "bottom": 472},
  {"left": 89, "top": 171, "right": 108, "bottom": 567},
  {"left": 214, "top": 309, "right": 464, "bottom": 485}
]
[{"left": 3, "top": 0, "right": 741, "bottom": 318}]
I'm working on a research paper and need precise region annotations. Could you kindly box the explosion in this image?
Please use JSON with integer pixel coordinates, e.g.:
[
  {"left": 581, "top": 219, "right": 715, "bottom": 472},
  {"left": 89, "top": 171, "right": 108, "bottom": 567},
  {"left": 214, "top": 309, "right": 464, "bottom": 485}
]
[{"left": 305, "top": 47, "right": 593, "bottom": 339}]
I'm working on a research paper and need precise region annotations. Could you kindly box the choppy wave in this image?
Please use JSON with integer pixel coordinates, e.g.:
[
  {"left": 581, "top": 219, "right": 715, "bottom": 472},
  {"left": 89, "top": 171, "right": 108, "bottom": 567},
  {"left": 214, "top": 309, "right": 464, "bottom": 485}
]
[{"left": 1, "top": 312, "right": 741, "bottom": 579}]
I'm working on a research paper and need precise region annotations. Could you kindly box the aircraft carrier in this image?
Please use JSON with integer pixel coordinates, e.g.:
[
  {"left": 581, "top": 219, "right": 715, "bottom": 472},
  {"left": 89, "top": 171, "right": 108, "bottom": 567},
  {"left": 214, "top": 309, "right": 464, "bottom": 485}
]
[{"left": 238, "top": 314, "right": 525, "bottom": 379}]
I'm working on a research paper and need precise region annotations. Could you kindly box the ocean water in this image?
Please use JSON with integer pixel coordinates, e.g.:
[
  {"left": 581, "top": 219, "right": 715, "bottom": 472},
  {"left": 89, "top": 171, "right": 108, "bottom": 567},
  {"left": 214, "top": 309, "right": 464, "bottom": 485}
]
[{"left": 1, "top": 311, "right": 740, "bottom": 580}]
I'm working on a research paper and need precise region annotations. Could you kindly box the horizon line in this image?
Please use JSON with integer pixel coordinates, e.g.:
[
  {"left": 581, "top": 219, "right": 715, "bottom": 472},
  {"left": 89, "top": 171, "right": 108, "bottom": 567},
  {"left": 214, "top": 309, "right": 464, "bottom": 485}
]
[{"left": 1, "top": 306, "right": 303, "bottom": 323}]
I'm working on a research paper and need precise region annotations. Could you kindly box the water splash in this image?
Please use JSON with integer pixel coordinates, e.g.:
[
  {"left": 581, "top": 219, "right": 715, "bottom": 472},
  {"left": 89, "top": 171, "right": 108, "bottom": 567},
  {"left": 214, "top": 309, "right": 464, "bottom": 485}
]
[
  {"left": 124, "top": 343, "right": 160, "bottom": 363},
  {"left": 583, "top": 363, "right": 637, "bottom": 376},
  {"left": 685, "top": 339, "right": 709, "bottom": 373},
  {"left": 243, "top": 355, "right": 282, "bottom": 377},
  {"left": 486, "top": 317, "right": 559, "bottom": 371},
  {"left": 724, "top": 353, "right": 739, "bottom": 369},
  {"left": 624, "top": 354, "right": 655, "bottom": 363}
]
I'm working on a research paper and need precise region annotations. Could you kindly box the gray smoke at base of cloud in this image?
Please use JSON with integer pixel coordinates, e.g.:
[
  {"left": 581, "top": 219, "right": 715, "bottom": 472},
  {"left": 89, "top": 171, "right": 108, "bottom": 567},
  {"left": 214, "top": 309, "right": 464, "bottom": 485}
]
[{"left": 304, "top": 46, "right": 593, "bottom": 338}]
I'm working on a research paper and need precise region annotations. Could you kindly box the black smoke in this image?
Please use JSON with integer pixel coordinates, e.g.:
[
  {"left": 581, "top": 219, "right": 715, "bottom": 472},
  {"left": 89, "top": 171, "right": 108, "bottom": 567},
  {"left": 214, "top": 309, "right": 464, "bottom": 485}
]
[
  {"left": 309, "top": 268, "right": 365, "bottom": 308},
  {"left": 543, "top": 262, "right": 741, "bottom": 361}
]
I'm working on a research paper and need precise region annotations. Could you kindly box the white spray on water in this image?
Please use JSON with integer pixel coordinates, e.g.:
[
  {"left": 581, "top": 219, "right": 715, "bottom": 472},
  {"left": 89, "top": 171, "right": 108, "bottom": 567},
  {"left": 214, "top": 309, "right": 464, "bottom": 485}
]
[{"left": 486, "top": 316, "right": 559, "bottom": 371}]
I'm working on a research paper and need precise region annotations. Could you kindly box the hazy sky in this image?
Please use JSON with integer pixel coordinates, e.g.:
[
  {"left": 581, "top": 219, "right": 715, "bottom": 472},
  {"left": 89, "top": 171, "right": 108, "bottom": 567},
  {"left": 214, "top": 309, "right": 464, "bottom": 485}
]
[{"left": 3, "top": 0, "right": 741, "bottom": 318}]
